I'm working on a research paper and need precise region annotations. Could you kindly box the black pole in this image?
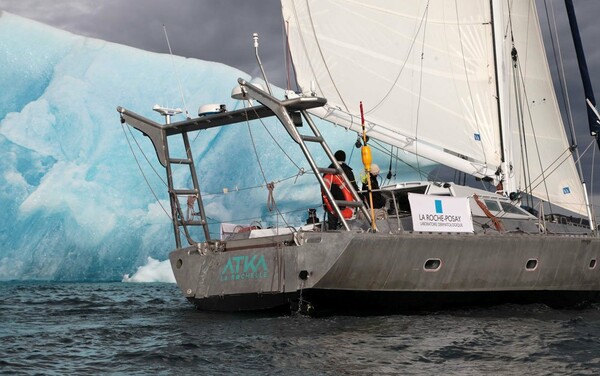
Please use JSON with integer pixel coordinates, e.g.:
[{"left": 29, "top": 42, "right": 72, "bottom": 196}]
[{"left": 564, "top": 0, "right": 600, "bottom": 145}]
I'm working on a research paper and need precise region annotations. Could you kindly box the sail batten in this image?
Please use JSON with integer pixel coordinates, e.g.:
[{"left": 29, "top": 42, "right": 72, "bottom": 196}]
[{"left": 282, "top": 0, "right": 588, "bottom": 216}]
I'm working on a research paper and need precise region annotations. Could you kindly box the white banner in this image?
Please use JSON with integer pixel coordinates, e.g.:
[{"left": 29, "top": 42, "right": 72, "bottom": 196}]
[{"left": 408, "top": 193, "right": 474, "bottom": 233}]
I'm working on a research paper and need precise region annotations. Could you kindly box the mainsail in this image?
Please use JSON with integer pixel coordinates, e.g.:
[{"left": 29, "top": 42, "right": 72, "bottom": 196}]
[{"left": 281, "top": 0, "right": 588, "bottom": 217}]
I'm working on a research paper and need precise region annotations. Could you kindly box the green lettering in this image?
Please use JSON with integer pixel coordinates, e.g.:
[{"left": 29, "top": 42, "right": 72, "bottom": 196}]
[
  {"left": 232, "top": 256, "right": 244, "bottom": 273},
  {"left": 256, "top": 255, "right": 268, "bottom": 272},
  {"left": 243, "top": 255, "right": 257, "bottom": 273},
  {"left": 222, "top": 258, "right": 234, "bottom": 275}
]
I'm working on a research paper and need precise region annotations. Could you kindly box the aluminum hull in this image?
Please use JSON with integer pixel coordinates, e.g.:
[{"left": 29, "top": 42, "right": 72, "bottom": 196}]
[{"left": 170, "top": 230, "right": 600, "bottom": 313}]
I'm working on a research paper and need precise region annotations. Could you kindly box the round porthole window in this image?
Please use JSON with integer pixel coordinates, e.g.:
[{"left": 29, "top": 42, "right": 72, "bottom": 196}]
[
  {"left": 424, "top": 259, "right": 442, "bottom": 271},
  {"left": 526, "top": 259, "right": 538, "bottom": 270}
]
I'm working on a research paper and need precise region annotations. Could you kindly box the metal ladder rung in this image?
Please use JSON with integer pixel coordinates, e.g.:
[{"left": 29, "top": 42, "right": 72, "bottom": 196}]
[
  {"left": 168, "top": 158, "right": 193, "bottom": 164},
  {"left": 300, "top": 134, "right": 324, "bottom": 143},
  {"left": 317, "top": 167, "right": 340, "bottom": 175},
  {"left": 335, "top": 200, "right": 363, "bottom": 208},
  {"left": 173, "top": 189, "right": 197, "bottom": 195},
  {"left": 181, "top": 220, "right": 207, "bottom": 226}
]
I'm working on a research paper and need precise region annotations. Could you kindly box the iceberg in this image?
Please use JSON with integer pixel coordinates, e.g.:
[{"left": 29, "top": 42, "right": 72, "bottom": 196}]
[
  {"left": 122, "top": 257, "right": 175, "bottom": 283},
  {"left": 0, "top": 12, "right": 430, "bottom": 281}
]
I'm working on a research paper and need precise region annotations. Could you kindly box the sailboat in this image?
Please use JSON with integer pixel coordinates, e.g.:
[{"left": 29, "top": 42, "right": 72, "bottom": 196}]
[{"left": 118, "top": 0, "right": 600, "bottom": 313}]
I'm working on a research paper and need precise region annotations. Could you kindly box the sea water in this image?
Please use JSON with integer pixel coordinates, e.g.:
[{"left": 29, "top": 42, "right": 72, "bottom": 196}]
[{"left": 1, "top": 282, "right": 599, "bottom": 375}]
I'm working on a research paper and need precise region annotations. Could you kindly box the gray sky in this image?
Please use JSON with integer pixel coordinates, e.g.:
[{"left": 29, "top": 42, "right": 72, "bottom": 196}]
[
  {"left": 1, "top": 0, "right": 599, "bottom": 196},
  {"left": 0, "top": 0, "right": 287, "bottom": 85},
  {"left": 0, "top": 0, "right": 597, "bottom": 114}
]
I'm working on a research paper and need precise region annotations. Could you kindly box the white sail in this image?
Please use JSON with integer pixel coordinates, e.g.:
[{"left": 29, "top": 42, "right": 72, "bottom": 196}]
[
  {"left": 282, "top": 0, "right": 588, "bottom": 216},
  {"left": 495, "top": 0, "right": 588, "bottom": 216},
  {"left": 282, "top": 1, "right": 502, "bottom": 176}
]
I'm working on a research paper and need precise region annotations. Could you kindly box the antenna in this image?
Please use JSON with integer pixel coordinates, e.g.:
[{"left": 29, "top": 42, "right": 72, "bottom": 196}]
[
  {"left": 253, "top": 33, "right": 273, "bottom": 95},
  {"left": 153, "top": 105, "right": 182, "bottom": 125},
  {"left": 163, "top": 24, "right": 191, "bottom": 119}
]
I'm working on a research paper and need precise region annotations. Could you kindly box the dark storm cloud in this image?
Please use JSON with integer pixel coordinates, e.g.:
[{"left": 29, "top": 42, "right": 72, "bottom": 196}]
[
  {"left": 0, "top": 0, "right": 287, "bottom": 85},
  {"left": 536, "top": 0, "right": 600, "bottom": 188},
  {"left": 89, "top": 0, "right": 286, "bottom": 83}
]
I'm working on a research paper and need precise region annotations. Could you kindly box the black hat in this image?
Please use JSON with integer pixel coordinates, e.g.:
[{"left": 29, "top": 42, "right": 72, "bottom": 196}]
[{"left": 334, "top": 150, "right": 346, "bottom": 162}]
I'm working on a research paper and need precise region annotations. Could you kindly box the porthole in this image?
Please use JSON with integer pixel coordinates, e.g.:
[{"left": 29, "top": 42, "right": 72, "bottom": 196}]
[
  {"left": 176, "top": 259, "right": 183, "bottom": 269},
  {"left": 590, "top": 259, "right": 597, "bottom": 269},
  {"left": 526, "top": 259, "right": 538, "bottom": 270},
  {"left": 424, "top": 259, "right": 442, "bottom": 271}
]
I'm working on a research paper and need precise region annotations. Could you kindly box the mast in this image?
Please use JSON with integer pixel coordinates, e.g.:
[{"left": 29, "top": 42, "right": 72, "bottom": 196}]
[
  {"left": 490, "top": 0, "right": 513, "bottom": 195},
  {"left": 564, "top": 0, "right": 600, "bottom": 146},
  {"left": 564, "top": 0, "right": 598, "bottom": 234}
]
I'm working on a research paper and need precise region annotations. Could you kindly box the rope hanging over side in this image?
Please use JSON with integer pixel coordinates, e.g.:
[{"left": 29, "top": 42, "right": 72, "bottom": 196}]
[
  {"left": 187, "top": 194, "right": 197, "bottom": 220},
  {"left": 266, "top": 182, "right": 276, "bottom": 212},
  {"left": 473, "top": 194, "right": 505, "bottom": 232},
  {"left": 245, "top": 102, "right": 291, "bottom": 228}
]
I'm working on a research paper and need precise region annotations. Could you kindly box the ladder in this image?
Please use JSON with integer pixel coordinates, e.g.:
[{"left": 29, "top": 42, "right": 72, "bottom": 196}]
[
  {"left": 118, "top": 81, "right": 372, "bottom": 249},
  {"left": 154, "top": 108, "right": 210, "bottom": 248},
  {"left": 164, "top": 132, "right": 210, "bottom": 248},
  {"left": 238, "top": 79, "right": 372, "bottom": 231}
]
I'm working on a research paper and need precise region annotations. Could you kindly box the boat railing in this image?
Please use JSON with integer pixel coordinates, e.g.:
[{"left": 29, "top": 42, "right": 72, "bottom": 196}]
[{"left": 545, "top": 213, "right": 593, "bottom": 229}]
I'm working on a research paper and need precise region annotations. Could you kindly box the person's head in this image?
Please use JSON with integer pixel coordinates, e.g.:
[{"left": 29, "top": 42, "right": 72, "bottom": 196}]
[
  {"left": 371, "top": 163, "right": 380, "bottom": 176},
  {"left": 334, "top": 150, "right": 346, "bottom": 163}
]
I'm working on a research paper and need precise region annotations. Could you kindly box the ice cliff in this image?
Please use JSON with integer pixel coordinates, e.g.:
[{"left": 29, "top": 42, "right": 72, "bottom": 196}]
[{"left": 0, "top": 12, "right": 427, "bottom": 281}]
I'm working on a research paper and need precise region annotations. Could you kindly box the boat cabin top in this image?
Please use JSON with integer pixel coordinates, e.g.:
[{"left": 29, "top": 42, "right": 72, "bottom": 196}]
[{"left": 379, "top": 181, "right": 537, "bottom": 220}]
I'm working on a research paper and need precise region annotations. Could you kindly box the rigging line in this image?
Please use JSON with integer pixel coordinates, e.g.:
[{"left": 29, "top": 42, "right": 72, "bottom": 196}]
[
  {"left": 516, "top": 59, "right": 556, "bottom": 210},
  {"left": 572, "top": 139, "right": 597, "bottom": 167},
  {"left": 526, "top": 147, "right": 571, "bottom": 189},
  {"left": 592, "top": 143, "right": 597, "bottom": 220},
  {"left": 549, "top": 0, "right": 589, "bottom": 194},
  {"left": 544, "top": 0, "right": 577, "bottom": 145},
  {"left": 414, "top": 1, "right": 430, "bottom": 181},
  {"left": 384, "top": 145, "right": 394, "bottom": 185},
  {"left": 504, "top": 0, "right": 515, "bottom": 43},
  {"left": 205, "top": 204, "right": 322, "bottom": 227},
  {"left": 202, "top": 173, "right": 312, "bottom": 197},
  {"left": 289, "top": 1, "right": 321, "bottom": 95},
  {"left": 514, "top": 66, "right": 531, "bottom": 202},
  {"left": 511, "top": 54, "right": 534, "bottom": 207},
  {"left": 247, "top": 105, "right": 303, "bottom": 170},
  {"left": 505, "top": 3, "right": 532, "bottom": 201},
  {"left": 123, "top": 121, "right": 199, "bottom": 242},
  {"left": 454, "top": 0, "right": 486, "bottom": 166},
  {"left": 394, "top": 146, "right": 399, "bottom": 182},
  {"left": 367, "top": 2, "right": 430, "bottom": 114},
  {"left": 526, "top": 148, "right": 573, "bottom": 194},
  {"left": 305, "top": 1, "right": 348, "bottom": 110},
  {"left": 369, "top": 138, "right": 429, "bottom": 180},
  {"left": 426, "top": 168, "right": 454, "bottom": 187},
  {"left": 282, "top": 19, "right": 296, "bottom": 92},
  {"left": 244, "top": 102, "right": 291, "bottom": 229},
  {"left": 470, "top": 198, "right": 522, "bottom": 229},
  {"left": 283, "top": 19, "right": 291, "bottom": 91},
  {"left": 163, "top": 25, "right": 190, "bottom": 119},
  {"left": 125, "top": 125, "right": 168, "bottom": 187},
  {"left": 120, "top": 122, "right": 172, "bottom": 221}
]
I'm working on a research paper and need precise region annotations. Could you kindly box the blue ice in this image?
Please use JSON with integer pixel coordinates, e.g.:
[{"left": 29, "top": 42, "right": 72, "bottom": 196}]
[{"left": 0, "top": 12, "right": 429, "bottom": 281}]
